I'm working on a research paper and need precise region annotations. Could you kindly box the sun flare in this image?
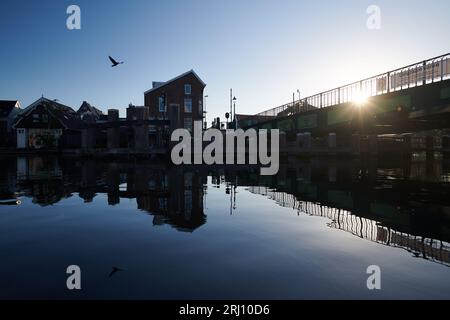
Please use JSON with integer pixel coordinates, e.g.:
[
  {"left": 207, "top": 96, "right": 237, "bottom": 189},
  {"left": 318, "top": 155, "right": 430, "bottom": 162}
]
[{"left": 353, "top": 91, "right": 369, "bottom": 106}]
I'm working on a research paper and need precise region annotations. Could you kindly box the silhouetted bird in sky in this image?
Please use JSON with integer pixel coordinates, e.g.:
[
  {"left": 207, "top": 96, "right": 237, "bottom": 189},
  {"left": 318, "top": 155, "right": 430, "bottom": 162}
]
[
  {"left": 108, "top": 266, "right": 124, "bottom": 278},
  {"left": 109, "top": 56, "right": 124, "bottom": 67}
]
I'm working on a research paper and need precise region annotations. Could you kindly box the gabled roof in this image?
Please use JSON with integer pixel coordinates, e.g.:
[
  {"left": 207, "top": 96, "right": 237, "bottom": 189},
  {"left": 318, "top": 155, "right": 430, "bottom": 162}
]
[
  {"left": 0, "top": 100, "right": 19, "bottom": 118},
  {"left": 13, "top": 97, "right": 85, "bottom": 130},
  {"left": 144, "top": 69, "right": 206, "bottom": 95},
  {"left": 77, "top": 101, "right": 104, "bottom": 117}
]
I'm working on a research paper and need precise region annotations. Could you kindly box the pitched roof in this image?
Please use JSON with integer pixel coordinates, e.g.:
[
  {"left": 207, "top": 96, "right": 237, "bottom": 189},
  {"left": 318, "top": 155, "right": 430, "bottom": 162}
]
[
  {"left": 144, "top": 70, "right": 206, "bottom": 95},
  {"left": 0, "top": 100, "right": 19, "bottom": 118},
  {"left": 77, "top": 101, "right": 104, "bottom": 118},
  {"left": 14, "top": 97, "right": 85, "bottom": 130}
]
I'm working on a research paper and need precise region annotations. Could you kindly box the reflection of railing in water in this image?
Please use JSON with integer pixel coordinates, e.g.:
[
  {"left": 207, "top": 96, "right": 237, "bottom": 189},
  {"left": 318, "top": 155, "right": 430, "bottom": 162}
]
[{"left": 247, "top": 186, "right": 450, "bottom": 267}]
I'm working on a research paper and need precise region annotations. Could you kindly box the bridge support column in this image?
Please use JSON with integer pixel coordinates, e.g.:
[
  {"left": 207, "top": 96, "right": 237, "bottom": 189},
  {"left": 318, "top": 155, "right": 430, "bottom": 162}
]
[
  {"left": 328, "top": 163, "right": 337, "bottom": 183},
  {"left": 369, "top": 135, "right": 378, "bottom": 155},
  {"left": 403, "top": 135, "right": 412, "bottom": 153},
  {"left": 296, "top": 133, "right": 304, "bottom": 149},
  {"left": 303, "top": 133, "right": 311, "bottom": 150},
  {"left": 426, "top": 135, "right": 435, "bottom": 161},
  {"left": 328, "top": 133, "right": 337, "bottom": 149}
]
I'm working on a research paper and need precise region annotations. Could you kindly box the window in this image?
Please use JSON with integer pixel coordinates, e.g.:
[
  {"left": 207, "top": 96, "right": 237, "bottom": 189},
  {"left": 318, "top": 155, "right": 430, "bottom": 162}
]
[
  {"left": 184, "top": 98, "right": 192, "bottom": 113},
  {"left": 158, "top": 96, "right": 166, "bottom": 112},
  {"left": 185, "top": 84, "right": 192, "bottom": 95},
  {"left": 33, "top": 114, "right": 39, "bottom": 123},
  {"left": 184, "top": 117, "right": 192, "bottom": 131},
  {"left": 42, "top": 114, "right": 48, "bottom": 123}
]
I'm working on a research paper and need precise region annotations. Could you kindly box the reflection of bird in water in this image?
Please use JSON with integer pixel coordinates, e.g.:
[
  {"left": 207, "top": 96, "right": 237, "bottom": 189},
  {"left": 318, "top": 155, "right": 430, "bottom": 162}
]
[{"left": 109, "top": 267, "right": 124, "bottom": 278}]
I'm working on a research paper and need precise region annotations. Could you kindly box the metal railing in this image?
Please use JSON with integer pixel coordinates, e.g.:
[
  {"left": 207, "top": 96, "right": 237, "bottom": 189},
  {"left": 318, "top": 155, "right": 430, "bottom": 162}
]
[{"left": 254, "top": 53, "right": 450, "bottom": 121}]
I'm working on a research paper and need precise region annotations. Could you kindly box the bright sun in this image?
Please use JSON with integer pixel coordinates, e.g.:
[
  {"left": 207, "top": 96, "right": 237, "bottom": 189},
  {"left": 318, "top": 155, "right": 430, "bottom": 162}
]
[{"left": 353, "top": 92, "right": 369, "bottom": 106}]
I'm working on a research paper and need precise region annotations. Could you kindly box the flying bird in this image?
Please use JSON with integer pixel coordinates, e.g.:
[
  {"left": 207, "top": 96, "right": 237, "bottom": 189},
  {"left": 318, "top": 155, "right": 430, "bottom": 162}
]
[{"left": 109, "top": 56, "right": 124, "bottom": 67}]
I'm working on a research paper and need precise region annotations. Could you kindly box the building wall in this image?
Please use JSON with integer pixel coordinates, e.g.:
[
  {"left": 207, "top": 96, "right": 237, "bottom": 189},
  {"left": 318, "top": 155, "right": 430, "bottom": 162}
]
[
  {"left": 126, "top": 106, "right": 150, "bottom": 121},
  {"left": 144, "top": 72, "right": 205, "bottom": 131},
  {"left": 15, "top": 106, "right": 64, "bottom": 149},
  {"left": 16, "top": 128, "right": 27, "bottom": 149},
  {"left": 16, "top": 128, "right": 63, "bottom": 149},
  {"left": 0, "top": 120, "right": 16, "bottom": 147}
]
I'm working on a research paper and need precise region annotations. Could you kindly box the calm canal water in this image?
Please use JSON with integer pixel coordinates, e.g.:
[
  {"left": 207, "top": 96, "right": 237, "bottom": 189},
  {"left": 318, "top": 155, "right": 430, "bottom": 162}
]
[{"left": 0, "top": 155, "right": 449, "bottom": 299}]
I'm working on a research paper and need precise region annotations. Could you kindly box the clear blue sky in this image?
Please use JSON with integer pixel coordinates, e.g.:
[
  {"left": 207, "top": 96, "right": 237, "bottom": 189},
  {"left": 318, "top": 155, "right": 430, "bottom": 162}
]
[{"left": 1, "top": 0, "right": 449, "bottom": 121}]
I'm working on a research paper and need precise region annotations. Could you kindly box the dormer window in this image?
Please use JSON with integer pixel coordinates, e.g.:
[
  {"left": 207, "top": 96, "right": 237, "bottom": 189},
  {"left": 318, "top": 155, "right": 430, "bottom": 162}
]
[{"left": 185, "top": 84, "right": 192, "bottom": 95}]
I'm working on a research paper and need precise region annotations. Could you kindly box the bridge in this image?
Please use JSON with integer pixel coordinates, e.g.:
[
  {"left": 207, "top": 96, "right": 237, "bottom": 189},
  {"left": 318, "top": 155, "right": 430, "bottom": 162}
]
[{"left": 240, "top": 53, "right": 450, "bottom": 156}]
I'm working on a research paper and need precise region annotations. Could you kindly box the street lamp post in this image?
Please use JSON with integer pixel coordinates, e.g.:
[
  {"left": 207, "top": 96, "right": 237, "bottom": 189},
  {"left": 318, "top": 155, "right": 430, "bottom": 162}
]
[
  {"left": 230, "top": 89, "right": 233, "bottom": 128},
  {"left": 203, "top": 95, "right": 208, "bottom": 130},
  {"left": 233, "top": 96, "right": 237, "bottom": 129}
]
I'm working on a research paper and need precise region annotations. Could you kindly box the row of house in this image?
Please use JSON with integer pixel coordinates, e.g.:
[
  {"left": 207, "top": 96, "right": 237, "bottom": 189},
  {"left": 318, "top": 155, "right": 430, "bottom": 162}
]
[{"left": 0, "top": 70, "right": 206, "bottom": 151}]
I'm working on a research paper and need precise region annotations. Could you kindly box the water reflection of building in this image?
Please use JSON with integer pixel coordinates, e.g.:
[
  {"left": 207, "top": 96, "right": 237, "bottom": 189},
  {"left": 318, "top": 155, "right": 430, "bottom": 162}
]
[
  {"left": 3, "top": 157, "right": 206, "bottom": 232},
  {"left": 2, "top": 155, "right": 449, "bottom": 262},
  {"left": 131, "top": 167, "right": 206, "bottom": 232},
  {"left": 0, "top": 155, "right": 18, "bottom": 203},
  {"left": 14, "top": 156, "right": 70, "bottom": 206}
]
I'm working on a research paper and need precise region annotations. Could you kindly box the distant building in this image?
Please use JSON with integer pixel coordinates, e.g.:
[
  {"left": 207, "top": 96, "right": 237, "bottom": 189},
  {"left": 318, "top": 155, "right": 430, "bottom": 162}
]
[
  {"left": 13, "top": 97, "right": 85, "bottom": 149},
  {"left": 0, "top": 100, "right": 21, "bottom": 146},
  {"left": 77, "top": 101, "right": 105, "bottom": 124},
  {"left": 144, "top": 70, "right": 206, "bottom": 132}
]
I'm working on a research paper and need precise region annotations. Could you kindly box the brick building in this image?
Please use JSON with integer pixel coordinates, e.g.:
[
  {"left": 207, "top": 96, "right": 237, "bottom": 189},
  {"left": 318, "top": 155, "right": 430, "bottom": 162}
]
[{"left": 144, "top": 70, "right": 206, "bottom": 132}]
